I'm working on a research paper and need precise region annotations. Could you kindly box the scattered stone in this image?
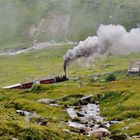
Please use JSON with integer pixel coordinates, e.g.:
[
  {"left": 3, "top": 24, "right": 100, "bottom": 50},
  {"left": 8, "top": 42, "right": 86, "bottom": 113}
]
[
  {"left": 131, "top": 122, "right": 140, "bottom": 125},
  {"left": 37, "top": 98, "right": 56, "bottom": 104},
  {"left": 12, "top": 138, "right": 18, "bottom": 140},
  {"left": 80, "top": 95, "right": 93, "bottom": 105},
  {"left": 93, "top": 76, "right": 98, "bottom": 81},
  {"left": 16, "top": 110, "right": 30, "bottom": 116},
  {"left": 110, "top": 133, "right": 129, "bottom": 140},
  {"left": 123, "top": 126, "right": 129, "bottom": 130},
  {"left": 80, "top": 116, "right": 96, "bottom": 124},
  {"left": 132, "top": 135, "right": 140, "bottom": 138},
  {"left": 83, "top": 127, "right": 91, "bottom": 134},
  {"left": 109, "top": 120, "right": 122, "bottom": 125},
  {"left": 68, "top": 121, "right": 86, "bottom": 129},
  {"left": 76, "top": 111, "right": 85, "bottom": 117},
  {"left": 89, "top": 128, "right": 111, "bottom": 139},
  {"left": 87, "top": 120, "right": 95, "bottom": 127},
  {"left": 99, "top": 122, "right": 110, "bottom": 129},
  {"left": 50, "top": 103, "right": 59, "bottom": 106},
  {"left": 16, "top": 110, "right": 40, "bottom": 122},
  {"left": 63, "top": 129, "right": 71, "bottom": 133},
  {"left": 25, "top": 112, "right": 40, "bottom": 122},
  {"left": 97, "top": 94, "right": 104, "bottom": 99},
  {"left": 24, "top": 126, "right": 30, "bottom": 130},
  {"left": 95, "top": 100, "right": 99, "bottom": 104},
  {"left": 38, "top": 119, "right": 48, "bottom": 126},
  {"left": 66, "top": 108, "right": 77, "bottom": 119}
]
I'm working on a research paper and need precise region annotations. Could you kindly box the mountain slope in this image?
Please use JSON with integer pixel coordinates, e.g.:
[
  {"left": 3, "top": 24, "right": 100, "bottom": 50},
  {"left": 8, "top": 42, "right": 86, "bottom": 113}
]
[{"left": 0, "top": 0, "right": 140, "bottom": 50}]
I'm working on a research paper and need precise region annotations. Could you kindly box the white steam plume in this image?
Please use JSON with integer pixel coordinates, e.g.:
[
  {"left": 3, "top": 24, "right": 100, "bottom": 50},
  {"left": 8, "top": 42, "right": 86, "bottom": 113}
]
[{"left": 63, "top": 24, "right": 140, "bottom": 72}]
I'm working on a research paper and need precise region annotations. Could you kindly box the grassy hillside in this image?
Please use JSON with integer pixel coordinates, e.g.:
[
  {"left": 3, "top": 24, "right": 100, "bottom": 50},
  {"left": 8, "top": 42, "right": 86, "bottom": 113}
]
[
  {"left": 0, "top": 0, "right": 140, "bottom": 139},
  {"left": 0, "top": 44, "right": 140, "bottom": 87},
  {"left": 0, "top": 45, "right": 140, "bottom": 139},
  {"left": 0, "top": 0, "right": 140, "bottom": 50}
]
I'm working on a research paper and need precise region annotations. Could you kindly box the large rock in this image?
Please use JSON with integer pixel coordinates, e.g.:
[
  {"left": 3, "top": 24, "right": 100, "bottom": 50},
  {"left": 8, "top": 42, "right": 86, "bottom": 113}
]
[
  {"left": 38, "top": 119, "right": 48, "bottom": 126},
  {"left": 67, "top": 121, "right": 86, "bottom": 129},
  {"left": 12, "top": 138, "right": 18, "bottom": 140},
  {"left": 16, "top": 110, "right": 39, "bottom": 122},
  {"left": 16, "top": 110, "right": 30, "bottom": 116},
  {"left": 63, "top": 129, "right": 71, "bottom": 134},
  {"left": 89, "top": 128, "right": 111, "bottom": 139},
  {"left": 80, "top": 95, "right": 93, "bottom": 105},
  {"left": 66, "top": 108, "right": 77, "bottom": 119},
  {"left": 37, "top": 98, "right": 56, "bottom": 104}
]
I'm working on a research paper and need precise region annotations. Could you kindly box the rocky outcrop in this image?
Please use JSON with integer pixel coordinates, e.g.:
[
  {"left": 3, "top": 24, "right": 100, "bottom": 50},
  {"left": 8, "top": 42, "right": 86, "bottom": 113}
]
[
  {"left": 66, "top": 108, "right": 77, "bottom": 119},
  {"left": 89, "top": 128, "right": 111, "bottom": 139},
  {"left": 37, "top": 98, "right": 56, "bottom": 104},
  {"left": 80, "top": 95, "right": 93, "bottom": 105},
  {"left": 65, "top": 95, "right": 111, "bottom": 139},
  {"left": 16, "top": 110, "right": 47, "bottom": 126}
]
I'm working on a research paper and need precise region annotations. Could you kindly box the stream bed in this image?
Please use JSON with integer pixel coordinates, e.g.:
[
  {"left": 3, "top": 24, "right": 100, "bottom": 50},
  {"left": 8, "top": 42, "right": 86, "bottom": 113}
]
[{"left": 65, "top": 95, "right": 118, "bottom": 138}]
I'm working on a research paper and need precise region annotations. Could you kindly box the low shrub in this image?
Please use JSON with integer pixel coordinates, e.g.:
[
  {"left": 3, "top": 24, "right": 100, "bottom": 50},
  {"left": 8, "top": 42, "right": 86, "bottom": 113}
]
[{"left": 105, "top": 74, "right": 116, "bottom": 82}]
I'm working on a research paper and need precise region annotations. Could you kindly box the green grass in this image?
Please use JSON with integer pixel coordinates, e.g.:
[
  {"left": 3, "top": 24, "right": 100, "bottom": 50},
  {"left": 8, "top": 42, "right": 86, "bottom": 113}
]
[
  {"left": 0, "top": 45, "right": 140, "bottom": 139},
  {"left": 0, "top": 0, "right": 140, "bottom": 139},
  {"left": 98, "top": 78, "right": 140, "bottom": 136}
]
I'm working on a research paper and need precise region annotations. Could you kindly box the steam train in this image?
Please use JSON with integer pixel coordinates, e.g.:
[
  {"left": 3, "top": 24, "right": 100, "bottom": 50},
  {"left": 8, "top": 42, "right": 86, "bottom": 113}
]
[{"left": 3, "top": 75, "right": 68, "bottom": 90}]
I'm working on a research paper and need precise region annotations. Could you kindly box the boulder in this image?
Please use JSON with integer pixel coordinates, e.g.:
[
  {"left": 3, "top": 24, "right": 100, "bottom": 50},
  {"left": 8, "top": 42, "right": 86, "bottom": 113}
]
[
  {"left": 89, "top": 128, "right": 111, "bottom": 139},
  {"left": 77, "top": 111, "right": 85, "bottom": 117},
  {"left": 66, "top": 108, "right": 77, "bottom": 119},
  {"left": 50, "top": 103, "right": 59, "bottom": 106},
  {"left": 16, "top": 110, "right": 30, "bottom": 116},
  {"left": 80, "top": 95, "right": 93, "bottom": 105},
  {"left": 12, "top": 138, "right": 18, "bottom": 140},
  {"left": 80, "top": 115, "right": 97, "bottom": 124},
  {"left": 83, "top": 127, "right": 91, "bottom": 133},
  {"left": 63, "top": 129, "right": 71, "bottom": 134},
  {"left": 109, "top": 120, "right": 121, "bottom": 125},
  {"left": 132, "top": 135, "right": 140, "bottom": 138},
  {"left": 99, "top": 122, "right": 110, "bottom": 129},
  {"left": 37, "top": 98, "right": 56, "bottom": 104},
  {"left": 38, "top": 119, "right": 48, "bottom": 126},
  {"left": 16, "top": 110, "right": 41, "bottom": 122},
  {"left": 67, "top": 121, "right": 86, "bottom": 129},
  {"left": 87, "top": 120, "right": 95, "bottom": 127}
]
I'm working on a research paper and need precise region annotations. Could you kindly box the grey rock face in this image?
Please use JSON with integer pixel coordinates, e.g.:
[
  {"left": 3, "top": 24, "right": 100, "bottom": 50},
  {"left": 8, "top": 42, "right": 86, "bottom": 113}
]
[
  {"left": 80, "top": 95, "right": 93, "bottom": 105},
  {"left": 89, "top": 128, "right": 111, "bottom": 139},
  {"left": 66, "top": 108, "right": 77, "bottom": 119},
  {"left": 37, "top": 98, "right": 56, "bottom": 104}
]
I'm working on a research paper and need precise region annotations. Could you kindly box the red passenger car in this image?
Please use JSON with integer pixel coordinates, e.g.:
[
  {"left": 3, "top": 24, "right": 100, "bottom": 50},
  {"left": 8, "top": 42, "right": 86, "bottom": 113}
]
[{"left": 39, "top": 78, "right": 55, "bottom": 84}]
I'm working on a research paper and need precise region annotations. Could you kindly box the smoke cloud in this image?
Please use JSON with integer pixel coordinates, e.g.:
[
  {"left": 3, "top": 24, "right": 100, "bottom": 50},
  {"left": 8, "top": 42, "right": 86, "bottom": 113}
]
[{"left": 64, "top": 24, "right": 140, "bottom": 71}]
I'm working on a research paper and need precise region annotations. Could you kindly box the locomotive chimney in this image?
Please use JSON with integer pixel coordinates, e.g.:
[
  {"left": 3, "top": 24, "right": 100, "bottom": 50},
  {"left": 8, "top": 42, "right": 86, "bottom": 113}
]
[{"left": 63, "top": 61, "right": 67, "bottom": 77}]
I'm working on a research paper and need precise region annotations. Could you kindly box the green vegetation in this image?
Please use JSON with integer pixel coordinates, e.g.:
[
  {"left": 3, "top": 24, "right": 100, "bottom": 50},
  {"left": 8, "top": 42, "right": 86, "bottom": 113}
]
[
  {"left": 105, "top": 74, "right": 116, "bottom": 82},
  {"left": 0, "top": 0, "right": 140, "bottom": 139},
  {"left": 99, "top": 79, "right": 140, "bottom": 137},
  {"left": 0, "top": 44, "right": 140, "bottom": 139}
]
